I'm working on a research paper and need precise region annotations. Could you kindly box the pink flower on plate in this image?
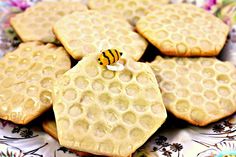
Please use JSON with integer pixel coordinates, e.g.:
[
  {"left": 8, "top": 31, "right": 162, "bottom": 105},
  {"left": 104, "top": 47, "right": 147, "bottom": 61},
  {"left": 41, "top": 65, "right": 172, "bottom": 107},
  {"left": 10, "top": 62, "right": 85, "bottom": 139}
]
[
  {"left": 204, "top": 0, "right": 217, "bottom": 11},
  {"left": 9, "top": 0, "right": 29, "bottom": 10}
]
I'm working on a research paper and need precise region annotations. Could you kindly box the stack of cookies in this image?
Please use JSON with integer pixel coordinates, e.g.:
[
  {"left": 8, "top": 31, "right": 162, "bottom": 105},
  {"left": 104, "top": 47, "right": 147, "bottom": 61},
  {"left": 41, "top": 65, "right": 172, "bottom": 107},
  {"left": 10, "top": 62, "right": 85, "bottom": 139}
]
[{"left": 0, "top": 0, "right": 234, "bottom": 156}]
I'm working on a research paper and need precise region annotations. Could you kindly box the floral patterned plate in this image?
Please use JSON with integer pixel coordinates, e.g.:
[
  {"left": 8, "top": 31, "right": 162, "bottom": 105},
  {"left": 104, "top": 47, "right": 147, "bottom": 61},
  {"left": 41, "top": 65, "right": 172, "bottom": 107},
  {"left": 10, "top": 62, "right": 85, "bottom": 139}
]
[{"left": 0, "top": 0, "right": 236, "bottom": 157}]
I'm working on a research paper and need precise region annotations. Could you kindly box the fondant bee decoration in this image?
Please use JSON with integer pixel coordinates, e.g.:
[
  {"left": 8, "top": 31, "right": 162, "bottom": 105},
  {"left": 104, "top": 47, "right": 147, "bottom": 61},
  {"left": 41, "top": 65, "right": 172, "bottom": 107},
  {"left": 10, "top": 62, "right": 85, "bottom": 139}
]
[
  {"left": 98, "top": 49, "right": 122, "bottom": 66},
  {"left": 98, "top": 49, "right": 124, "bottom": 71}
]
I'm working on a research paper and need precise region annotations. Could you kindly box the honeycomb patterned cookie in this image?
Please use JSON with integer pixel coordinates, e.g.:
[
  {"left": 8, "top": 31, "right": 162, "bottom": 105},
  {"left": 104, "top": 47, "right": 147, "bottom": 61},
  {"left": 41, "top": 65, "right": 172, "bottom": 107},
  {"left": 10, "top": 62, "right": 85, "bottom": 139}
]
[
  {"left": 0, "top": 42, "right": 71, "bottom": 124},
  {"left": 88, "top": 0, "right": 169, "bottom": 26},
  {"left": 53, "top": 53, "right": 167, "bottom": 156},
  {"left": 137, "top": 4, "right": 229, "bottom": 57},
  {"left": 10, "top": 1, "right": 87, "bottom": 43},
  {"left": 53, "top": 10, "right": 148, "bottom": 60},
  {"left": 150, "top": 56, "right": 236, "bottom": 126}
]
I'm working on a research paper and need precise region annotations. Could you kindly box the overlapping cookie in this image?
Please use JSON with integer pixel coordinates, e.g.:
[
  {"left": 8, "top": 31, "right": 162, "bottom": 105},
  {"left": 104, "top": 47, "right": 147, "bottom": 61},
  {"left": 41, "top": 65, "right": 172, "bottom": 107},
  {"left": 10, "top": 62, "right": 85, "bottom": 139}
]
[
  {"left": 53, "top": 53, "right": 167, "bottom": 156},
  {"left": 137, "top": 4, "right": 229, "bottom": 56},
  {"left": 88, "top": 0, "right": 169, "bottom": 25},
  {"left": 0, "top": 42, "right": 71, "bottom": 124},
  {"left": 53, "top": 10, "right": 148, "bottom": 60},
  {"left": 150, "top": 56, "right": 236, "bottom": 126},
  {"left": 10, "top": 1, "right": 87, "bottom": 43}
]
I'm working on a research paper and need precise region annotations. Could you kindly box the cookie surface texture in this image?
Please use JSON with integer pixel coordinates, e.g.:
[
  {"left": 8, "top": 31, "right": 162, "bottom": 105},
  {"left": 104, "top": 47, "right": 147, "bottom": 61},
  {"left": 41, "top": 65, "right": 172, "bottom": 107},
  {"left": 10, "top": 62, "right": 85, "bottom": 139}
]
[
  {"left": 10, "top": 1, "right": 87, "bottom": 43},
  {"left": 150, "top": 56, "right": 236, "bottom": 126},
  {"left": 0, "top": 42, "right": 71, "bottom": 124},
  {"left": 53, "top": 53, "right": 167, "bottom": 156},
  {"left": 136, "top": 4, "right": 229, "bottom": 56},
  {"left": 88, "top": 0, "right": 169, "bottom": 25},
  {"left": 53, "top": 10, "right": 148, "bottom": 60}
]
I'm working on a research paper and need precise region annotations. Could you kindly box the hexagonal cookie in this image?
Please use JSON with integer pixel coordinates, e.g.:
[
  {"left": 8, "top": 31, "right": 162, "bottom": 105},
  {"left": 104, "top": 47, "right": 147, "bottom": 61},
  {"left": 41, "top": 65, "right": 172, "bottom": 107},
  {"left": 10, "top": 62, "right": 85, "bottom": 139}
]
[
  {"left": 88, "top": 0, "right": 169, "bottom": 25},
  {"left": 53, "top": 10, "right": 148, "bottom": 60},
  {"left": 136, "top": 4, "right": 229, "bottom": 56},
  {"left": 53, "top": 53, "right": 167, "bottom": 156},
  {"left": 150, "top": 56, "right": 236, "bottom": 126},
  {"left": 0, "top": 42, "right": 71, "bottom": 124},
  {"left": 10, "top": 1, "right": 87, "bottom": 43}
]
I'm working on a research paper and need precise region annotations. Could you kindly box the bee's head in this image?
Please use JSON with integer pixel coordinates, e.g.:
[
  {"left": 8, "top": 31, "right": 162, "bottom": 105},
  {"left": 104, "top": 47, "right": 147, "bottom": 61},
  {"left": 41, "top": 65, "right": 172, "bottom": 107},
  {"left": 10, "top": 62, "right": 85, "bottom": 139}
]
[{"left": 98, "top": 58, "right": 103, "bottom": 65}]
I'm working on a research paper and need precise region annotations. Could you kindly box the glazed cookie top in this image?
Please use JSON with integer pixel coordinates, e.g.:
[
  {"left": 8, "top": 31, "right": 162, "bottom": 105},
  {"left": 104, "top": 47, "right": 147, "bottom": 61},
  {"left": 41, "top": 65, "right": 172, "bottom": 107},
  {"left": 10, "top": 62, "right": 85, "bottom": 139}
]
[
  {"left": 10, "top": 1, "right": 87, "bottom": 43},
  {"left": 137, "top": 4, "right": 229, "bottom": 57},
  {"left": 53, "top": 10, "right": 148, "bottom": 60},
  {"left": 53, "top": 53, "right": 167, "bottom": 157},
  {"left": 0, "top": 42, "right": 71, "bottom": 124},
  {"left": 150, "top": 56, "right": 236, "bottom": 126}
]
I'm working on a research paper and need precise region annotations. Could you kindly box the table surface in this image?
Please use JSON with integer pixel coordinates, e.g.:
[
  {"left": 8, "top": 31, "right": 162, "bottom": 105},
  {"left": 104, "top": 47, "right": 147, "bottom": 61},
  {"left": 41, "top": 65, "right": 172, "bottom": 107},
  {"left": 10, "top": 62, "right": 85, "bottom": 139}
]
[{"left": 0, "top": 0, "right": 235, "bottom": 157}]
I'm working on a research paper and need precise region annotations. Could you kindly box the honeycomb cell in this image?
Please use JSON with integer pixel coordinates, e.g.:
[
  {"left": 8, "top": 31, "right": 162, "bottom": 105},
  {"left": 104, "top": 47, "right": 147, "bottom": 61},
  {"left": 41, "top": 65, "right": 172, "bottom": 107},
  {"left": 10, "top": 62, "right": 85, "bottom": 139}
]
[
  {"left": 163, "top": 93, "right": 176, "bottom": 105},
  {"left": 176, "top": 43, "right": 187, "bottom": 54},
  {"left": 119, "top": 70, "right": 132, "bottom": 82},
  {"left": 219, "top": 99, "right": 234, "bottom": 112},
  {"left": 2, "top": 78, "right": 14, "bottom": 88},
  {"left": 189, "top": 73, "right": 202, "bottom": 82},
  {"left": 19, "top": 58, "right": 30, "bottom": 67},
  {"left": 200, "top": 59, "right": 214, "bottom": 66},
  {"left": 42, "top": 66, "right": 53, "bottom": 75},
  {"left": 123, "top": 111, "right": 136, "bottom": 124},
  {"left": 55, "top": 69, "right": 67, "bottom": 78},
  {"left": 130, "top": 128, "right": 144, "bottom": 141},
  {"left": 216, "top": 74, "right": 230, "bottom": 84},
  {"left": 161, "top": 81, "right": 175, "bottom": 91},
  {"left": 92, "top": 79, "right": 104, "bottom": 91},
  {"left": 109, "top": 82, "right": 121, "bottom": 94},
  {"left": 45, "top": 55, "right": 56, "bottom": 64},
  {"left": 87, "top": 105, "right": 102, "bottom": 120},
  {"left": 203, "top": 79, "right": 216, "bottom": 89},
  {"left": 101, "top": 69, "right": 116, "bottom": 79},
  {"left": 74, "top": 76, "right": 89, "bottom": 90},
  {"left": 125, "top": 84, "right": 139, "bottom": 97},
  {"left": 132, "top": 99, "right": 148, "bottom": 112},
  {"left": 190, "top": 83, "right": 203, "bottom": 93},
  {"left": 5, "top": 66, "right": 16, "bottom": 75},
  {"left": 202, "top": 68, "right": 215, "bottom": 78},
  {"left": 176, "top": 77, "right": 189, "bottom": 86},
  {"left": 160, "top": 40, "right": 174, "bottom": 52},
  {"left": 99, "top": 140, "right": 114, "bottom": 154},
  {"left": 204, "top": 90, "right": 217, "bottom": 100},
  {"left": 63, "top": 88, "right": 77, "bottom": 101},
  {"left": 162, "top": 70, "right": 176, "bottom": 80},
  {"left": 74, "top": 119, "right": 89, "bottom": 132},
  {"left": 85, "top": 64, "right": 99, "bottom": 77},
  {"left": 176, "top": 67, "right": 188, "bottom": 75},
  {"left": 217, "top": 86, "right": 230, "bottom": 97},
  {"left": 98, "top": 93, "right": 112, "bottom": 107},
  {"left": 7, "top": 54, "right": 18, "bottom": 63},
  {"left": 16, "top": 70, "right": 28, "bottom": 79},
  {"left": 156, "top": 30, "right": 168, "bottom": 39},
  {"left": 176, "top": 88, "right": 189, "bottom": 97},
  {"left": 61, "top": 75, "right": 71, "bottom": 86},
  {"left": 176, "top": 100, "right": 190, "bottom": 112},
  {"left": 93, "top": 122, "right": 107, "bottom": 137},
  {"left": 27, "top": 86, "right": 38, "bottom": 96},
  {"left": 80, "top": 91, "right": 95, "bottom": 104},
  {"left": 40, "top": 90, "right": 52, "bottom": 105},
  {"left": 58, "top": 118, "right": 71, "bottom": 130},
  {"left": 112, "top": 126, "right": 127, "bottom": 139},
  {"left": 215, "top": 63, "right": 229, "bottom": 73},
  {"left": 190, "top": 108, "right": 206, "bottom": 123},
  {"left": 191, "top": 95, "right": 204, "bottom": 105},
  {"left": 114, "top": 97, "right": 129, "bottom": 111},
  {"left": 205, "top": 102, "right": 219, "bottom": 115},
  {"left": 136, "top": 72, "right": 149, "bottom": 84},
  {"left": 40, "top": 78, "right": 53, "bottom": 88},
  {"left": 68, "top": 103, "right": 83, "bottom": 117},
  {"left": 24, "top": 99, "right": 35, "bottom": 109},
  {"left": 105, "top": 109, "right": 118, "bottom": 122},
  {"left": 139, "top": 115, "right": 154, "bottom": 129}
]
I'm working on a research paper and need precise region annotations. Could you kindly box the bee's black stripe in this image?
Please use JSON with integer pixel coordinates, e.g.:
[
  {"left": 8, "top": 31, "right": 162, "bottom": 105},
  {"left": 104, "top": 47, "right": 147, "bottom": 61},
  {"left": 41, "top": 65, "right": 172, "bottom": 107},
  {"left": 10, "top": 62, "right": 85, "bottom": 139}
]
[
  {"left": 102, "top": 51, "right": 110, "bottom": 65},
  {"left": 108, "top": 49, "right": 115, "bottom": 63},
  {"left": 114, "top": 49, "right": 119, "bottom": 61}
]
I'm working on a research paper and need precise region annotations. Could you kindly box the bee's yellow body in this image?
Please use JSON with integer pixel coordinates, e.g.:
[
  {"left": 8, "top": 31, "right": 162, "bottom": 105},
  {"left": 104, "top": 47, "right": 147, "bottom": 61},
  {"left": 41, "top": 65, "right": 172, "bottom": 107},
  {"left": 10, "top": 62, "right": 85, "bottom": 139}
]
[{"left": 98, "top": 49, "right": 122, "bottom": 66}]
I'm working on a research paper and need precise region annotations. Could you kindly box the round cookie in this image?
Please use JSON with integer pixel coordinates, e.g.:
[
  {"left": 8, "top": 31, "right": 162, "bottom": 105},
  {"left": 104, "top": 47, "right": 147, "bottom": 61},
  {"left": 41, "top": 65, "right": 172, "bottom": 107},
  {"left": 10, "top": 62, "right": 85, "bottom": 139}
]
[
  {"left": 88, "top": 0, "right": 169, "bottom": 26},
  {"left": 150, "top": 56, "right": 236, "bottom": 126},
  {"left": 0, "top": 42, "right": 71, "bottom": 124},
  {"left": 53, "top": 10, "right": 148, "bottom": 60},
  {"left": 136, "top": 3, "right": 229, "bottom": 57},
  {"left": 53, "top": 53, "right": 167, "bottom": 157},
  {"left": 10, "top": 1, "right": 87, "bottom": 43}
]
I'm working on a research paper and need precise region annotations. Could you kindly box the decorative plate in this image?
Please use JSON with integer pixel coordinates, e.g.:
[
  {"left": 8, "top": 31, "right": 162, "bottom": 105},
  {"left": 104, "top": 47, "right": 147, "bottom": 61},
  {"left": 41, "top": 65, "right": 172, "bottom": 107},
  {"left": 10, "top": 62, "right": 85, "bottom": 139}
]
[{"left": 0, "top": 0, "right": 236, "bottom": 157}]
